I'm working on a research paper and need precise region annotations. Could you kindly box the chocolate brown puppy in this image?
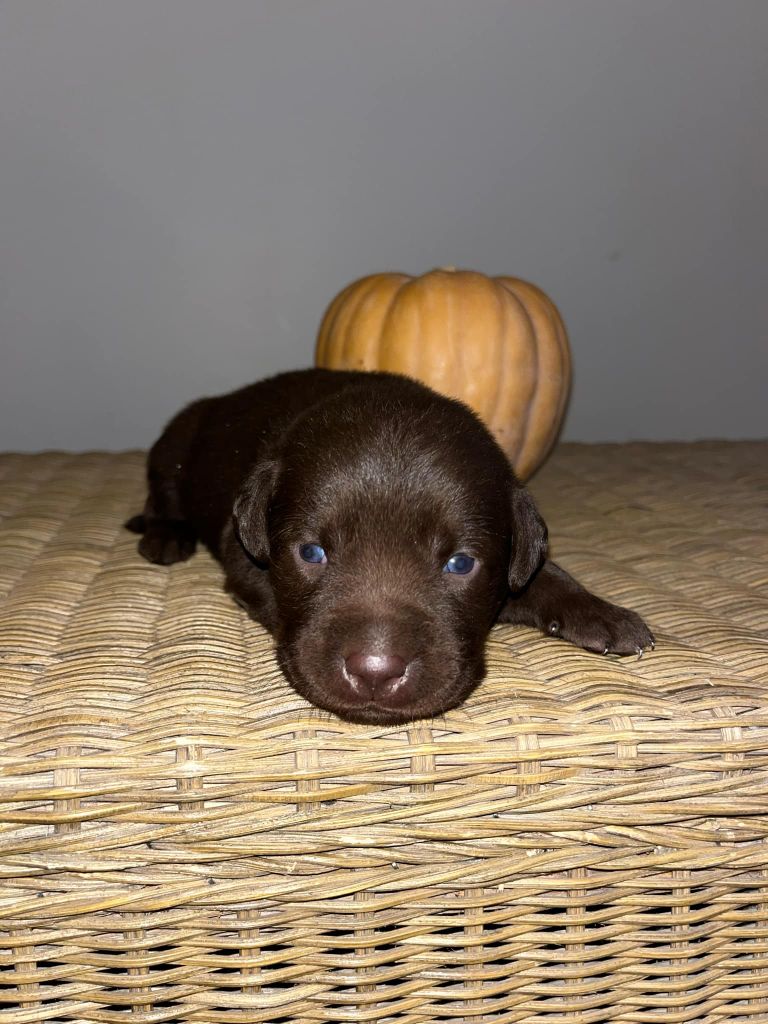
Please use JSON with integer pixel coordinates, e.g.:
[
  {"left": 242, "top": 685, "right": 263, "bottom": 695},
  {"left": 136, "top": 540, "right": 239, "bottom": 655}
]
[{"left": 127, "top": 369, "right": 653, "bottom": 724}]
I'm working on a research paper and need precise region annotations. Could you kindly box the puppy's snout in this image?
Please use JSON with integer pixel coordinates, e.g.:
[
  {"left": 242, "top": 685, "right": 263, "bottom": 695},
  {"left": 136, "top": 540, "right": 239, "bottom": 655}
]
[{"left": 343, "top": 652, "right": 408, "bottom": 700}]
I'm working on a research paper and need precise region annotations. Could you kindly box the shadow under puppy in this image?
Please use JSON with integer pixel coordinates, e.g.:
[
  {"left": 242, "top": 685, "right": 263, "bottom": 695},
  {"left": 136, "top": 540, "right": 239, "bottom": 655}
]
[{"left": 127, "top": 369, "right": 653, "bottom": 724}]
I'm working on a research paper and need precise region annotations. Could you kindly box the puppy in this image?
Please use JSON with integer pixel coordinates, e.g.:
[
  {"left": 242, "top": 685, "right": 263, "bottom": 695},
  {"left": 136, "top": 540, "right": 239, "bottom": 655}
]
[{"left": 127, "top": 369, "right": 653, "bottom": 724}]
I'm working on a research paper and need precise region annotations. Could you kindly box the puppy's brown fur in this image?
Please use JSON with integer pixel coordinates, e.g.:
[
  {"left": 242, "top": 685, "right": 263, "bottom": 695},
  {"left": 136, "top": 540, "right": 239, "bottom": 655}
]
[{"left": 127, "top": 369, "right": 653, "bottom": 723}]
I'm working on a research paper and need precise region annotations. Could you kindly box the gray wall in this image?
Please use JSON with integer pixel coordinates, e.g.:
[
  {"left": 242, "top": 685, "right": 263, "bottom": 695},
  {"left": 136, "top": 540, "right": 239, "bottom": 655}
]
[{"left": 1, "top": 0, "right": 766, "bottom": 451}]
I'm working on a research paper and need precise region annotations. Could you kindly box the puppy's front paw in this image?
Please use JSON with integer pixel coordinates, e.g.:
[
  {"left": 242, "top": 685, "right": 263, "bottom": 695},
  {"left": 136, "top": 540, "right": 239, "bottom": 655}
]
[
  {"left": 546, "top": 593, "right": 654, "bottom": 656},
  {"left": 138, "top": 522, "right": 196, "bottom": 565}
]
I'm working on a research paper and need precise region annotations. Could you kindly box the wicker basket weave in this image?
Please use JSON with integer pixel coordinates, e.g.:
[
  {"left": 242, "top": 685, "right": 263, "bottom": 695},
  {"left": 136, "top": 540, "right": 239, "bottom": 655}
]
[{"left": 1, "top": 441, "right": 767, "bottom": 1023}]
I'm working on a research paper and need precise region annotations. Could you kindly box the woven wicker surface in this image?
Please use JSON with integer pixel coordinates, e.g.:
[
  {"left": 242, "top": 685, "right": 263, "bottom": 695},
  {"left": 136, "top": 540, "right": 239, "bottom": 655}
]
[{"left": 0, "top": 441, "right": 767, "bottom": 1023}]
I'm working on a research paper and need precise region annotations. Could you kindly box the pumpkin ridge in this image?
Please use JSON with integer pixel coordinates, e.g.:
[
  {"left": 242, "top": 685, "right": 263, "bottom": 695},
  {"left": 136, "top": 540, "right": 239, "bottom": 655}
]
[
  {"left": 493, "top": 278, "right": 524, "bottom": 466},
  {"left": 497, "top": 279, "right": 540, "bottom": 477},
  {"left": 543, "top": 293, "right": 571, "bottom": 451},
  {"left": 500, "top": 280, "right": 540, "bottom": 478},
  {"left": 553, "top": 302, "right": 572, "bottom": 426},
  {"left": 346, "top": 276, "right": 399, "bottom": 370},
  {"left": 492, "top": 280, "right": 516, "bottom": 467},
  {"left": 447, "top": 274, "right": 462, "bottom": 397},
  {"left": 316, "top": 283, "right": 356, "bottom": 366},
  {"left": 318, "top": 279, "right": 360, "bottom": 368},
  {"left": 379, "top": 275, "right": 416, "bottom": 374},
  {"left": 500, "top": 278, "right": 570, "bottom": 478},
  {"left": 462, "top": 272, "right": 496, "bottom": 415},
  {"left": 445, "top": 271, "right": 481, "bottom": 402}
]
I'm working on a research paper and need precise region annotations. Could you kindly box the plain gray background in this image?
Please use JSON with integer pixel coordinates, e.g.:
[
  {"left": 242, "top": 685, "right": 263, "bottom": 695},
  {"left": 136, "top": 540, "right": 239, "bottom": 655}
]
[{"left": 1, "top": 0, "right": 766, "bottom": 451}]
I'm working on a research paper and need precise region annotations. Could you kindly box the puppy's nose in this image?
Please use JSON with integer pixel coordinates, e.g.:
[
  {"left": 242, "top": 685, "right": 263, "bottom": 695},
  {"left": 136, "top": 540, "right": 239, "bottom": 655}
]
[{"left": 343, "top": 652, "right": 408, "bottom": 699}]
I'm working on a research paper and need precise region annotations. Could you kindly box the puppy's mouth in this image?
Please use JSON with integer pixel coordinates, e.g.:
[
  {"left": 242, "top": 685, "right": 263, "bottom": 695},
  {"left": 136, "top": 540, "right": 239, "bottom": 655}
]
[
  {"left": 325, "top": 698, "right": 424, "bottom": 727},
  {"left": 277, "top": 646, "right": 477, "bottom": 725}
]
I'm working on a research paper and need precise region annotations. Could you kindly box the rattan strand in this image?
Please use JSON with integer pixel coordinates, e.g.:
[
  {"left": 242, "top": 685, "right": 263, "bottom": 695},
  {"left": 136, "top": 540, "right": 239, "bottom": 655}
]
[{"left": 0, "top": 441, "right": 766, "bottom": 1023}]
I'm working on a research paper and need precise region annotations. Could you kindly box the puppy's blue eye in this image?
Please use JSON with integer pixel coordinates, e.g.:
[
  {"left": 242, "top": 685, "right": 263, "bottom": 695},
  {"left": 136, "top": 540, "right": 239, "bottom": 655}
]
[
  {"left": 443, "top": 553, "right": 475, "bottom": 575},
  {"left": 299, "top": 543, "right": 327, "bottom": 564}
]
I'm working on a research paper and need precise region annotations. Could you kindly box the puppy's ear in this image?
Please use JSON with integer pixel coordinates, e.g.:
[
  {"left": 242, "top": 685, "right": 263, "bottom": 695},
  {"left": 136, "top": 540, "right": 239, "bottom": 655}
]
[
  {"left": 233, "top": 459, "right": 279, "bottom": 563},
  {"left": 508, "top": 484, "right": 548, "bottom": 590}
]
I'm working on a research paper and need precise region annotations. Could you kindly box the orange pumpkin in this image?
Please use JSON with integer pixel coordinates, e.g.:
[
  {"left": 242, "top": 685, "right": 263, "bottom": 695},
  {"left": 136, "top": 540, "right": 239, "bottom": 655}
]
[{"left": 315, "top": 267, "right": 572, "bottom": 481}]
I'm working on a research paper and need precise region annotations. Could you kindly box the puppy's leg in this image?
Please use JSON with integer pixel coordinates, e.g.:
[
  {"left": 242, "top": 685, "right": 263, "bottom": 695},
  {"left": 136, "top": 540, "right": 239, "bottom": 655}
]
[
  {"left": 134, "top": 507, "right": 197, "bottom": 566},
  {"left": 499, "top": 560, "right": 654, "bottom": 655},
  {"left": 129, "top": 480, "right": 197, "bottom": 566},
  {"left": 125, "top": 404, "right": 203, "bottom": 566}
]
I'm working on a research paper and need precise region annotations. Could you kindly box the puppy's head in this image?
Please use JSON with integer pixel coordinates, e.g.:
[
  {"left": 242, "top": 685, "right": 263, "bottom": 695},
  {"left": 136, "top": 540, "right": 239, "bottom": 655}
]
[{"left": 234, "top": 382, "right": 546, "bottom": 724}]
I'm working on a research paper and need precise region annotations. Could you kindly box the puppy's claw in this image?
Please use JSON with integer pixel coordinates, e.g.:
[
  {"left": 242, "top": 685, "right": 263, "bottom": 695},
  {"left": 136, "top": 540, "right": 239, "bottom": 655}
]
[
  {"left": 603, "top": 645, "right": 609, "bottom": 655},
  {"left": 635, "top": 645, "right": 644, "bottom": 660}
]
